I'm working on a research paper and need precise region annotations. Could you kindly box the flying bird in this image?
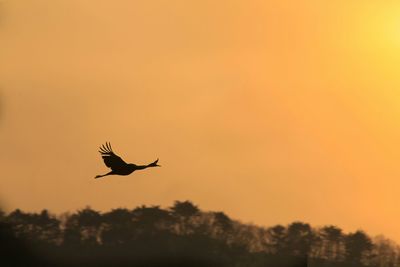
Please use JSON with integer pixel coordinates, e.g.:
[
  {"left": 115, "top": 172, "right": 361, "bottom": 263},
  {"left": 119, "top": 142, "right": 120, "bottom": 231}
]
[{"left": 95, "top": 142, "right": 160, "bottom": 179}]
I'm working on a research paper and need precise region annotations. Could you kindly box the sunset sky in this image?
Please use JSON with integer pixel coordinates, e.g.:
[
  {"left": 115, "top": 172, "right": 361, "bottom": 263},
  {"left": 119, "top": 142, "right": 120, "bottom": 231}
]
[{"left": 2, "top": 1, "right": 400, "bottom": 242}]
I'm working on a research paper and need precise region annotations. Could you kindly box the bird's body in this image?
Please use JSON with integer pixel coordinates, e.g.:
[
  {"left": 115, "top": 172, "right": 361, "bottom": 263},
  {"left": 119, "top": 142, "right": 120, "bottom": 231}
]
[{"left": 95, "top": 142, "right": 160, "bottom": 179}]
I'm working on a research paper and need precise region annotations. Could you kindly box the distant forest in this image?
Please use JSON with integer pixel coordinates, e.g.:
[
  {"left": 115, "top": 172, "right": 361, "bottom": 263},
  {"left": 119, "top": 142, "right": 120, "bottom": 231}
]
[{"left": 0, "top": 200, "right": 398, "bottom": 267}]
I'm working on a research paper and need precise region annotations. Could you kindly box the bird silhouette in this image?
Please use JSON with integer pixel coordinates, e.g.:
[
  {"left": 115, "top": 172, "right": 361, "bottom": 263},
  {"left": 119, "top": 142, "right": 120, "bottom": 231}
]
[{"left": 95, "top": 142, "right": 160, "bottom": 179}]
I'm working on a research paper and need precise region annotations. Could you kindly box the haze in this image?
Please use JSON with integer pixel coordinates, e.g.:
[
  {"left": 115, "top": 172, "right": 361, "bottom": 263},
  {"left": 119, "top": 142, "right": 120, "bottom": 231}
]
[{"left": 2, "top": 1, "right": 400, "bottom": 242}]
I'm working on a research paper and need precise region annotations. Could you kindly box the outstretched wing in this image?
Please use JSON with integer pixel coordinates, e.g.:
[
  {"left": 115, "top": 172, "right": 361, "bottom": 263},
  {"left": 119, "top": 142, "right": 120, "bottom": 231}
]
[{"left": 98, "top": 142, "right": 127, "bottom": 170}]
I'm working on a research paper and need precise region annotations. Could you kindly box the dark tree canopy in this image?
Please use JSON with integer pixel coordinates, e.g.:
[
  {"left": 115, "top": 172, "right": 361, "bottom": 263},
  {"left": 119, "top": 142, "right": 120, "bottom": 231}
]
[
  {"left": 0, "top": 201, "right": 396, "bottom": 267},
  {"left": 170, "top": 200, "right": 200, "bottom": 218}
]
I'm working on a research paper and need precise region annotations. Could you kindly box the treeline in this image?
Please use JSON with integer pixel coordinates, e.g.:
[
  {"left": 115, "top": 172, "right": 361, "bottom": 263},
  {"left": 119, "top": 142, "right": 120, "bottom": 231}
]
[{"left": 0, "top": 201, "right": 398, "bottom": 267}]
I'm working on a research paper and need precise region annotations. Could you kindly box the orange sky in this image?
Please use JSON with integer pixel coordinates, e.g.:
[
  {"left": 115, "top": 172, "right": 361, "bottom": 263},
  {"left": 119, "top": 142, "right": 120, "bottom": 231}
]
[{"left": 2, "top": 0, "right": 400, "bottom": 242}]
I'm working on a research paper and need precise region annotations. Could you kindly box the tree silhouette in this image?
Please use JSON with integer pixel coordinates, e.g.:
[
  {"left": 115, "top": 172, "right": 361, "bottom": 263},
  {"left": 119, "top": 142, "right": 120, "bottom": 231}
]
[
  {"left": 101, "top": 208, "right": 133, "bottom": 246},
  {"left": 1, "top": 201, "right": 397, "bottom": 267},
  {"left": 286, "top": 222, "right": 314, "bottom": 258},
  {"left": 371, "top": 235, "right": 399, "bottom": 267},
  {"left": 65, "top": 206, "right": 102, "bottom": 246},
  {"left": 170, "top": 200, "right": 199, "bottom": 235},
  {"left": 267, "top": 225, "right": 287, "bottom": 254},
  {"left": 6, "top": 209, "right": 59, "bottom": 244},
  {"left": 6, "top": 209, "right": 30, "bottom": 239},
  {"left": 132, "top": 205, "right": 173, "bottom": 236},
  {"left": 319, "top": 225, "right": 344, "bottom": 261},
  {"left": 170, "top": 200, "right": 199, "bottom": 218},
  {"left": 344, "top": 230, "right": 373, "bottom": 265},
  {"left": 212, "top": 212, "right": 233, "bottom": 235},
  {"left": 35, "top": 209, "right": 61, "bottom": 244}
]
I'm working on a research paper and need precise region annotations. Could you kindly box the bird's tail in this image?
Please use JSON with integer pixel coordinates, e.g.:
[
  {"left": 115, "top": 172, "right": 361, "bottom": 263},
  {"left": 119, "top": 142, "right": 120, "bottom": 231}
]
[{"left": 148, "top": 158, "right": 161, "bottom": 167}]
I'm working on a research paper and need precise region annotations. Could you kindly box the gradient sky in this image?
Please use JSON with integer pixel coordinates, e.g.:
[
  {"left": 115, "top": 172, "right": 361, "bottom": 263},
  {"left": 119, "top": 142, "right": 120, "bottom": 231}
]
[{"left": 2, "top": 0, "right": 400, "bottom": 242}]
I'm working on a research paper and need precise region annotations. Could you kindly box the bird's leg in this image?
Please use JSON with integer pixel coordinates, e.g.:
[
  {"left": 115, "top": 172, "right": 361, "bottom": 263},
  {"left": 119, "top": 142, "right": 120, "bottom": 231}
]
[{"left": 94, "top": 171, "right": 113, "bottom": 179}]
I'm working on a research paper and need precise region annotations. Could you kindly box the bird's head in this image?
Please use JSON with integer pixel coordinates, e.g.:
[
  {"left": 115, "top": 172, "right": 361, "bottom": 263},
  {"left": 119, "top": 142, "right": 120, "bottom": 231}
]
[{"left": 150, "top": 158, "right": 161, "bottom": 167}]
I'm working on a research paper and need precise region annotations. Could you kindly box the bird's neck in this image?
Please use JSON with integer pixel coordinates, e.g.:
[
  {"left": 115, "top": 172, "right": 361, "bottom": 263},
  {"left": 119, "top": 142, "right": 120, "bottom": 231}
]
[{"left": 130, "top": 163, "right": 148, "bottom": 170}]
